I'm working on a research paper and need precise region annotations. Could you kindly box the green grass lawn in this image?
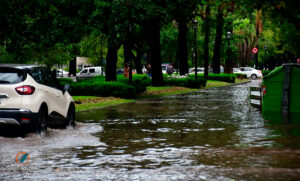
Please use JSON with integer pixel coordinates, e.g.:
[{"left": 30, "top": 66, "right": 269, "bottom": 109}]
[
  {"left": 73, "top": 96, "right": 134, "bottom": 112},
  {"left": 140, "top": 86, "right": 198, "bottom": 98}
]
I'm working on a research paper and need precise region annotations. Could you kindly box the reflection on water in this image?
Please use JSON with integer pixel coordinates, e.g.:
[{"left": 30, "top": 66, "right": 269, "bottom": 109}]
[{"left": 1, "top": 80, "right": 300, "bottom": 181}]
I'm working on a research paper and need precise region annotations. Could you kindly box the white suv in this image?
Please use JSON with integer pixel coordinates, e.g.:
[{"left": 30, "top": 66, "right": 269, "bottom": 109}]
[{"left": 0, "top": 64, "right": 75, "bottom": 134}]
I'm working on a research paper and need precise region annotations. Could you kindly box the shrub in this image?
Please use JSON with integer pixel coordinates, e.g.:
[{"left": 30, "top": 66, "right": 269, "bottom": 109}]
[
  {"left": 164, "top": 77, "right": 207, "bottom": 88},
  {"left": 69, "top": 81, "right": 136, "bottom": 99},
  {"left": 262, "top": 70, "right": 272, "bottom": 76},
  {"left": 118, "top": 74, "right": 151, "bottom": 94},
  {"left": 63, "top": 74, "right": 151, "bottom": 98},
  {"left": 206, "top": 73, "right": 236, "bottom": 83},
  {"left": 189, "top": 73, "right": 236, "bottom": 83},
  {"left": 58, "top": 78, "right": 73, "bottom": 84},
  {"left": 235, "top": 73, "right": 247, "bottom": 79}
]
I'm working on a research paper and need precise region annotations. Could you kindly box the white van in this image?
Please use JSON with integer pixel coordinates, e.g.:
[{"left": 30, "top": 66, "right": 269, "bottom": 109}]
[{"left": 76, "top": 66, "right": 103, "bottom": 80}]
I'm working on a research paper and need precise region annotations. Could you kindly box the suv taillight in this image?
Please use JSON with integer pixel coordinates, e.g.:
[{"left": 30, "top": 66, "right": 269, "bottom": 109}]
[{"left": 15, "top": 86, "right": 35, "bottom": 95}]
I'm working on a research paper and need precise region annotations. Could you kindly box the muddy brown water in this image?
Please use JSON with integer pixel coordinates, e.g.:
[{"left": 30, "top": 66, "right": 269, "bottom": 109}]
[{"left": 0, "top": 80, "right": 299, "bottom": 181}]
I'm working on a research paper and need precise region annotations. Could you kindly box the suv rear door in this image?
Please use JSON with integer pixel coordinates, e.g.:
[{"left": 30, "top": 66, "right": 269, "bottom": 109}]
[{"left": 0, "top": 67, "right": 25, "bottom": 109}]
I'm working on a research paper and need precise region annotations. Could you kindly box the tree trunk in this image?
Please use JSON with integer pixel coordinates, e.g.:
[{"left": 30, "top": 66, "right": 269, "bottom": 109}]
[
  {"left": 133, "top": 50, "right": 143, "bottom": 74},
  {"left": 146, "top": 19, "right": 163, "bottom": 86},
  {"left": 105, "top": 36, "right": 120, "bottom": 81},
  {"left": 212, "top": 5, "right": 224, "bottom": 74},
  {"left": 177, "top": 20, "right": 188, "bottom": 75},
  {"left": 204, "top": 5, "right": 210, "bottom": 78}
]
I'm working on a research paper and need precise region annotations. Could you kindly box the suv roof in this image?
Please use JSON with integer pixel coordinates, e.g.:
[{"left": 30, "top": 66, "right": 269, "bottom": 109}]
[{"left": 0, "top": 64, "right": 41, "bottom": 69}]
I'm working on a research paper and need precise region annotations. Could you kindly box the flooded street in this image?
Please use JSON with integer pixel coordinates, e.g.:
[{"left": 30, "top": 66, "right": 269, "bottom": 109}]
[{"left": 1, "top": 80, "right": 300, "bottom": 181}]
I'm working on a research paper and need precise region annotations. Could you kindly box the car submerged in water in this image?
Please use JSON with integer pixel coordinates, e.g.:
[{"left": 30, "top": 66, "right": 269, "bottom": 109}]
[{"left": 0, "top": 64, "right": 75, "bottom": 134}]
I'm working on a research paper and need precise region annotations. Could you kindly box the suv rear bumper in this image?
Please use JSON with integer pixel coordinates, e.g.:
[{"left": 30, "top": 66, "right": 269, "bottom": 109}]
[{"left": 0, "top": 109, "right": 38, "bottom": 125}]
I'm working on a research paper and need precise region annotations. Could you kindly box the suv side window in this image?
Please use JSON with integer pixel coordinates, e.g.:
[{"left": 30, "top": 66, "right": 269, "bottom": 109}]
[
  {"left": 42, "top": 68, "right": 59, "bottom": 89},
  {"left": 29, "top": 68, "right": 45, "bottom": 84}
]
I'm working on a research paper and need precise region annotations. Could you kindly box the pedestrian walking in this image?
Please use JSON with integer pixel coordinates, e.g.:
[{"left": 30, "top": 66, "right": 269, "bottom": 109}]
[
  {"left": 146, "top": 64, "right": 152, "bottom": 78},
  {"left": 166, "top": 64, "right": 174, "bottom": 77}
]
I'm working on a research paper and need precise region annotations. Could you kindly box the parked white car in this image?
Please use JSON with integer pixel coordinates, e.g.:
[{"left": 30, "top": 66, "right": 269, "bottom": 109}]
[
  {"left": 0, "top": 64, "right": 75, "bottom": 134},
  {"left": 234, "top": 67, "right": 262, "bottom": 80},
  {"left": 189, "top": 67, "right": 204, "bottom": 74},
  {"left": 56, "top": 69, "right": 69, "bottom": 77},
  {"left": 76, "top": 66, "right": 103, "bottom": 80},
  {"left": 161, "top": 64, "right": 168, "bottom": 74}
]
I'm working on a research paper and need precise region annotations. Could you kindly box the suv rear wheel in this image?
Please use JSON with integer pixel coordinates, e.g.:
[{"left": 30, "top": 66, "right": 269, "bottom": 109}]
[
  {"left": 66, "top": 104, "right": 75, "bottom": 127},
  {"left": 35, "top": 106, "right": 48, "bottom": 134}
]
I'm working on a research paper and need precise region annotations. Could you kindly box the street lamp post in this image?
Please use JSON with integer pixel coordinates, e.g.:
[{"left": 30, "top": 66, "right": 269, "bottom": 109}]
[
  {"left": 126, "top": 0, "right": 133, "bottom": 84},
  {"left": 100, "top": 35, "right": 104, "bottom": 75},
  {"left": 264, "top": 45, "right": 267, "bottom": 68},
  {"left": 192, "top": 19, "right": 198, "bottom": 79},
  {"left": 226, "top": 31, "right": 231, "bottom": 73}
]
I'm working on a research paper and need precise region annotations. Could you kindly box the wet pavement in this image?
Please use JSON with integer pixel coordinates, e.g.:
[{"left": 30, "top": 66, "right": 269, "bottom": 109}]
[{"left": 0, "top": 80, "right": 300, "bottom": 181}]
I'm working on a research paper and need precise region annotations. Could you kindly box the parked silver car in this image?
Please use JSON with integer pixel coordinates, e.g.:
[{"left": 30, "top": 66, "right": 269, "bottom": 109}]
[
  {"left": 76, "top": 66, "right": 103, "bottom": 80},
  {"left": 234, "top": 67, "right": 262, "bottom": 80}
]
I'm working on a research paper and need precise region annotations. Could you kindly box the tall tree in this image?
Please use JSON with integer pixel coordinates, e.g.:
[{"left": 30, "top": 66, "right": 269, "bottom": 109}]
[
  {"left": 135, "top": 0, "right": 169, "bottom": 86},
  {"left": 144, "top": 19, "right": 164, "bottom": 86},
  {"left": 212, "top": 4, "right": 224, "bottom": 73},
  {"left": 167, "top": 0, "right": 199, "bottom": 75},
  {"left": 203, "top": 5, "right": 210, "bottom": 78}
]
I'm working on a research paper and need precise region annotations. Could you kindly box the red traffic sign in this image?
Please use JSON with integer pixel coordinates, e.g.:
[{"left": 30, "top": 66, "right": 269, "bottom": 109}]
[{"left": 252, "top": 48, "right": 258, "bottom": 54}]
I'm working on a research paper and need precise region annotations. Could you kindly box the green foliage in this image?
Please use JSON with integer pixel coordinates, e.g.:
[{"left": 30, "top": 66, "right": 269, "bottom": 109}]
[
  {"left": 118, "top": 74, "right": 152, "bottom": 94},
  {"left": 189, "top": 73, "right": 237, "bottom": 83},
  {"left": 262, "top": 70, "right": 272, "bottom": 76},
  {"left": 60, "top": 74, "right": 151, "bottom": 98},
  {"left": 164, "top": 77, "right": 207, "bottom": 88},
  {"left": 206, "top": 73, "right": 236, "bottom": 83},
  {"left": 79, "top": 34, "right": 107, "bottom": 66},
  {"left": 235, "top": 73, "right": 247, "bottom": 79},
  {"left": 58, "top": 78, "right": 73, "bottom": 85},
  {"left": 0, "top": 46, "right": 16, "bottom": 63},
  {"left": 69, "top": 80, "right": 136, "bottom": 99}
]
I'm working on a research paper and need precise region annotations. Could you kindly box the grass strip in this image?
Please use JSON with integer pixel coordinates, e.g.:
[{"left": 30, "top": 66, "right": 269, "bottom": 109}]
[{"left": 73, "top": 96, "right": 134, "bottom": 112}]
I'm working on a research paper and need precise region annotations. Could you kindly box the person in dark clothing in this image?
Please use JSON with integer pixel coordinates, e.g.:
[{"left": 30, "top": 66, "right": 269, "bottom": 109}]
[
  {"left": 166, "top": 64, "right": 174, "bottom": 76},
  {"left": 146, "top": 64, "right": 152, "bottom": 78}
]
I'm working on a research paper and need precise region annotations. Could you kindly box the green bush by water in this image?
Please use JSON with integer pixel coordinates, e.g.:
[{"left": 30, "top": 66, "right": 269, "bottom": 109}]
[
  {"left": 164, "top": 77, "right": 207, "bottom": 88},
  {"left": 206, "top": 73, "right": 236, "bottom": 83},
  {"left": 58, "top": 78, "right": 73, "bottom": 84},
  {"left": 262, "top": 70, "right": 272, "bottom": 76},
  {"left": 235, "top": 73, "right": 247, "bottom": 79},
  {"left": 59, "top": 74, "right": 151, "bottom": 98},
  {"left": 188, "top": 73, "right": 236, "bottom": 83}
]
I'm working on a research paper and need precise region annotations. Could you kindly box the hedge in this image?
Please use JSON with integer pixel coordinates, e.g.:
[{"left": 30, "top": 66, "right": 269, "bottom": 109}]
[
  {"left": 164, "top": 77, "right": 207, "bottom": 88},
  {"left": 57, "top": 78, "right": 73, "bottom": 84},
  {"left": 206, "top": 73, "right": 236, "bottom": 83},
  {"left": 235, "top": 73, "right": 247, "bottom": 79},
  {"left": 188, "top": 73, "right": 236, "bottom": 83},
  {"left": 59, "top": 74, "right": 151, "bottom": 99},
  {"left": 69, "top": 81, "right": 136, "bottom": 98},
  {"left": 262, "top": 70, "right": 272, "bottom": 76}
]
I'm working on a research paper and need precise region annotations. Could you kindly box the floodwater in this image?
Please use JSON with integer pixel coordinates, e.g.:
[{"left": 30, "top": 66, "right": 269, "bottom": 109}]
[{"left": 1, "top": 80, "right": 300, "bottom": 181}]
